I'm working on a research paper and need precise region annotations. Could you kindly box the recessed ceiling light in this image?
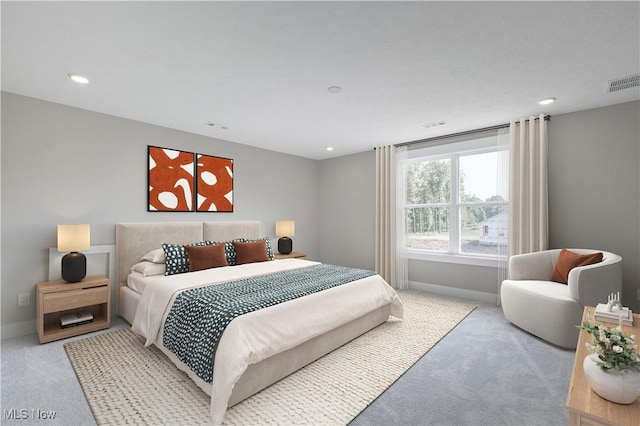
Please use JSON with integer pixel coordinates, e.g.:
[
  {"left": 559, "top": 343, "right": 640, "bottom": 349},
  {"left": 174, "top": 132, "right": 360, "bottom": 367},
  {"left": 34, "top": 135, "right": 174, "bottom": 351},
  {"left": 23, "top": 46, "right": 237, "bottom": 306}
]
[
  {"left": 327, "top": 86, "right": 342, "bottom": 94},
  {"left": 326, "top": 146, "right": 334, "bottom": 151},
  {"left": 67, "top": 73, "right": 89, "bottom": 84},
  {"left": 537, "top": 97, "right": 556, "bottom": 105}
]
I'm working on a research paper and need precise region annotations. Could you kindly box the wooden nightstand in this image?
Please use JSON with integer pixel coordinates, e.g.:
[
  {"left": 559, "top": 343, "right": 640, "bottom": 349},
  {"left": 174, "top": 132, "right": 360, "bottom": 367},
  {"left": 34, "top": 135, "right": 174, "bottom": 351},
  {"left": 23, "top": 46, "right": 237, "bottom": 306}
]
[
  {"left": 36, "top": 275, "right": 111, "bottom": 343},
  {"left": 275, "top": 251, "right": 307, "bottom": 260}
]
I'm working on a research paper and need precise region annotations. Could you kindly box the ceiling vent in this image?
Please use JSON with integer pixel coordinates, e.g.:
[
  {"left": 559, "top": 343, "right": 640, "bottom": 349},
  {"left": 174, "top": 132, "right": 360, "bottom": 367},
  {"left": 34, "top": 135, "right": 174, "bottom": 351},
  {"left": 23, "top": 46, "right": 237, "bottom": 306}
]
[
  {"left": 606, "top": 74, "right": 640, "bottom": 93},
  {"left": 423, "top": 121, "right": 446, "bottom": 128}
]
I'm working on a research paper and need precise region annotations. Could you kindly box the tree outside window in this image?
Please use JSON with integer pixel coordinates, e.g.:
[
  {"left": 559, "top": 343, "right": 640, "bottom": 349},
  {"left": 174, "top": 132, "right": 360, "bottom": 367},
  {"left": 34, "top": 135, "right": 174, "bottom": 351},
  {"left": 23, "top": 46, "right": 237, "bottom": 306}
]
[{"left": 403, "top": 147, "right": 507, "bottom": 258}]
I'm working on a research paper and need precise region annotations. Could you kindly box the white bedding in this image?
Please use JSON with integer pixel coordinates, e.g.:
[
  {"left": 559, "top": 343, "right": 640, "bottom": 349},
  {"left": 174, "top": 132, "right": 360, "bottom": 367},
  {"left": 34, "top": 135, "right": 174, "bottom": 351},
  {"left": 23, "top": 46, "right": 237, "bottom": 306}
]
[
  {"left": 131, "top": 258, "right": 403, "bottom": 425},
  {"left": 127, "top": 271, "right": 152, "bottom": 293}
]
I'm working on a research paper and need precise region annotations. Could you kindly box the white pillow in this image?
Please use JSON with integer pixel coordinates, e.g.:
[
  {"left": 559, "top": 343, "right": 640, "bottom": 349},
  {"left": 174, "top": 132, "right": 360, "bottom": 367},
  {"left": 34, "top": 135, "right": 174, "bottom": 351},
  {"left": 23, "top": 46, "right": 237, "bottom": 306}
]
[
  {"left": 131, "top": 261, "right": 166, "bottom": 277},
  {"left": 141, "top": 248, "right": 165, "bottom": 263}
]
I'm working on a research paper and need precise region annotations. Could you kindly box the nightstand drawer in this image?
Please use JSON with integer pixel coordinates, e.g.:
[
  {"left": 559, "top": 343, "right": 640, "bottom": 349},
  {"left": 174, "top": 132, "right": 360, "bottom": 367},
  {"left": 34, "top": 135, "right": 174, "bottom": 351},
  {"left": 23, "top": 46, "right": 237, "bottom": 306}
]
[
  {"left": 43, "top": 286, "right": 108, "bottom": 314},
  {"left": 274, "top": 251, "right": 307, "bottom": 260}
]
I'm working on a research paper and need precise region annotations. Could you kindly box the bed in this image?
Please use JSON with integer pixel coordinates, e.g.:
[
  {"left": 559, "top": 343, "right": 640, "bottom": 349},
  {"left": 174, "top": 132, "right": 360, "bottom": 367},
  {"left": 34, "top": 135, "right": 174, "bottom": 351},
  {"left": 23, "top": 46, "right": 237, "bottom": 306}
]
[{"left": 115, "top": 221, "right": 403, "bottom": 425}]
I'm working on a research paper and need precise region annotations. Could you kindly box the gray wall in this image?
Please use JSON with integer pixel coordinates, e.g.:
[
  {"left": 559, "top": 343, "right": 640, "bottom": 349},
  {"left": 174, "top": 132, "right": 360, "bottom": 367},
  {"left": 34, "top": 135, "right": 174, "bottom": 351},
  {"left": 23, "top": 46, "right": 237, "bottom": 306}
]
[
  {"left": 319, "top": 101, "right": 640, "bottom": 311},
  {"left": 318, "top": 150, "right": 376, "bottom": 269},
  {"left": 1, "top": 92, "right": 320, "bottom": 337},
  {"left": 3, "top": 92, "right": 638, "bottom": 338},
  {"left": 548, "top": 101, "right": 639, "bottom": 312}
]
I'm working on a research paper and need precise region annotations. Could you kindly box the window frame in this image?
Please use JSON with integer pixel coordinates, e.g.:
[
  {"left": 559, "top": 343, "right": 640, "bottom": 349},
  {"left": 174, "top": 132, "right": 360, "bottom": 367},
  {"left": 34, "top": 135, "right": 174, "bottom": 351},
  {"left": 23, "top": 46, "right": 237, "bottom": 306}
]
[{"left": 402, "top": 139, "right": 508, "bottom": 267}]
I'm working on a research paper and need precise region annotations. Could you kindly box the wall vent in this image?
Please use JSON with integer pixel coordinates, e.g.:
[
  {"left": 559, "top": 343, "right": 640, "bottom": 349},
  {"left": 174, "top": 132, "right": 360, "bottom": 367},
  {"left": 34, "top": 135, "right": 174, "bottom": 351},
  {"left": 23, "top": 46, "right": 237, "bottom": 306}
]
[{"left": 606, "top": 74, "right": 640, "bottom": 93}]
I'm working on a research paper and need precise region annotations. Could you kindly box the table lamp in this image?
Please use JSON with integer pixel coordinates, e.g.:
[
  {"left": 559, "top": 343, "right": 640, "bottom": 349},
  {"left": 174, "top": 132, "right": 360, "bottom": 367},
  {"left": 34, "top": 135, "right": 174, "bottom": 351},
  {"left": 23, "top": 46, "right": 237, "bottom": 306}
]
[
  {"left": 58, "top": 224, "right": 90, "bottom": 283},
  {"left": 275, "top": 220, "right": 295, "bottom": 254}
]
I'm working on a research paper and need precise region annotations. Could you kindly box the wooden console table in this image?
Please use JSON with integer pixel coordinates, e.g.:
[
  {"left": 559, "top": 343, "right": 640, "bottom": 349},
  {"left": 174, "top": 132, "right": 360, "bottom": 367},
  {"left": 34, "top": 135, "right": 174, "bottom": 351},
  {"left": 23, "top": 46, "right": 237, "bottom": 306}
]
[{"left": 566, "top": 306, "right": 640, "bottom": 425}]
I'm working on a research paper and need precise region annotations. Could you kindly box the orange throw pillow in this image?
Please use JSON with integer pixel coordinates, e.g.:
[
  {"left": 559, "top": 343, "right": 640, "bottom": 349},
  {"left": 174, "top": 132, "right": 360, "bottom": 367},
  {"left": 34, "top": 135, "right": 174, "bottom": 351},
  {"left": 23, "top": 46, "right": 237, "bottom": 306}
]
[
  {"left": 551, "top": 249, "right": 603, "bottom": 284},
  {"left": 233, "top": 240, "right": 269, "bottom": 265},
  {"left": 184, "top": 244, "right": 228, "bottom": 272}
]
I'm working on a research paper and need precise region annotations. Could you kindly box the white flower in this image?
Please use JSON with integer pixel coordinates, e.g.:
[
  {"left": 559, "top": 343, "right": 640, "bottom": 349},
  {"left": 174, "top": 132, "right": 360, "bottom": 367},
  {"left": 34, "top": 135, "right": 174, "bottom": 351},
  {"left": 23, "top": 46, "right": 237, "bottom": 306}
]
[
  {"left": 578, "top": 320, "right": 640, "bottom": 371},
  {"left": 585, "top": 342, "right": 602, "bottom": 355}
]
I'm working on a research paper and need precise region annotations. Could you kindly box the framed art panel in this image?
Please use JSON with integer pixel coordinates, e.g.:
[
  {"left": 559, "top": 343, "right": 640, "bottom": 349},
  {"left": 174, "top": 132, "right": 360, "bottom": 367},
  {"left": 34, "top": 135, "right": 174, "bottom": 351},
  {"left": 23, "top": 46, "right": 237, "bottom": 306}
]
[
  {"left": 196, "top": 154, "right": 233, "bottom": 212},
  {"left": 148, "top": 146, "right": 195, "bottom": 212}
]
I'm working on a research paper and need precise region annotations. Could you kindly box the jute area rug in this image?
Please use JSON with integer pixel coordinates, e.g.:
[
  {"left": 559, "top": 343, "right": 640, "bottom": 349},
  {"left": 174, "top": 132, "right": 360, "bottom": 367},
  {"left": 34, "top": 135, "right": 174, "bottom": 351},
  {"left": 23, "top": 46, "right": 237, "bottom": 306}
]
[{"left": 65, "top": 291, "right": 475, "bottom": 425}]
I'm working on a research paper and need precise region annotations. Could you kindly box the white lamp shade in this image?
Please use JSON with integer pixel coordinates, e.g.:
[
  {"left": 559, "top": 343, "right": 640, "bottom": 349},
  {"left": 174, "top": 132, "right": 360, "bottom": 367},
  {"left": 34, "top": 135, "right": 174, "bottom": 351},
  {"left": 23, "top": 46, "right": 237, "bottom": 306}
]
[
  {"left": 275, "top": 220, "right": 295, "bottom": 237},
  {"left": 57, "top": 224, "right": 90, "bottom": 252}
]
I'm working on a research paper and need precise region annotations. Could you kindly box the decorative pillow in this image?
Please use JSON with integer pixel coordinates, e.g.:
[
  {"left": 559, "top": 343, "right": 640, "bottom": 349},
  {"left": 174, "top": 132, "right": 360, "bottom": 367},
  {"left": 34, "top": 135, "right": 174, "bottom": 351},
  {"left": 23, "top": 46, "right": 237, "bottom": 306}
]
[
  {"left": 184, "top": 244, "right": 228, "bottom": 272},
  {"left": 141, "top": 248, "right": 165, "bottom": 263},
  {"left": 131, "top": 261, "right": 166, "bottom": 277},
  {"left": 551, "top": 249, "right": 603, "bottom": 284},
  {"left": 208, "top": 239, "right": 244, "bottom": 266},
  {"left": 233, "top": 240, "right": 269, "bottom": 265},
  {"left": 162, "top": 241, "right": 211, "bottom": 275},
  {"left": 240, "top": 237, "right": 275, "bottom": 261}
]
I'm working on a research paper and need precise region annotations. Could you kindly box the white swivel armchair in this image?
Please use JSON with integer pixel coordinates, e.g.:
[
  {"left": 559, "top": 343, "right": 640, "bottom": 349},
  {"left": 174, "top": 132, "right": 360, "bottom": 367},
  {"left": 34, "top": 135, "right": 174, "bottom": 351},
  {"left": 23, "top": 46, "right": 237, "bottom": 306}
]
[{"left": 501, "top": 249, "right": 622, "bottom": 348}]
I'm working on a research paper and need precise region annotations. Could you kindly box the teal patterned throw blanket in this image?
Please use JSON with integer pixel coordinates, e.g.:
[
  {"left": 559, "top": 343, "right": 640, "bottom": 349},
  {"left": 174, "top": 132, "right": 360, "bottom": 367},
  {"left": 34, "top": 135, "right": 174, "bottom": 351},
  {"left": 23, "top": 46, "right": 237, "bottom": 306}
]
[{"left": 163, "top": 264, "right": 377, "bottom": 383}]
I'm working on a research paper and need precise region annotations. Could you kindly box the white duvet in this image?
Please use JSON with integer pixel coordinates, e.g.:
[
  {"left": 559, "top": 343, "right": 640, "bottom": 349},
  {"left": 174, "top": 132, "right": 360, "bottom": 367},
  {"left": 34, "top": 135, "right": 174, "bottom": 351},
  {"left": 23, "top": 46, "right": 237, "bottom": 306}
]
[{"left": 131, "top": 258, "right": 403, "bottom": 425}]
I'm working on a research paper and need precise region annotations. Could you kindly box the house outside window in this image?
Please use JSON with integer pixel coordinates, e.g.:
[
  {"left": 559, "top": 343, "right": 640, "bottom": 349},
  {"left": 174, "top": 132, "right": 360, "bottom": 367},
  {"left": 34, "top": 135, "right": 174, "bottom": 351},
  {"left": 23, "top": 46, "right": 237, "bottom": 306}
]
[{"left": 401, "top": 131, "right": 508, "bottom": 266}]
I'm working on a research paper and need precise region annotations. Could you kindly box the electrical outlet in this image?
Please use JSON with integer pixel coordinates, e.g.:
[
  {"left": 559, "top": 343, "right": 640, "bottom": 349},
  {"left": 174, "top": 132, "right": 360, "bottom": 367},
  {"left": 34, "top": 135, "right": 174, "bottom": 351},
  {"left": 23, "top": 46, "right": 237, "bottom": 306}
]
[{"left": 17, "top": 293, "right": 30, "bottom": 307}]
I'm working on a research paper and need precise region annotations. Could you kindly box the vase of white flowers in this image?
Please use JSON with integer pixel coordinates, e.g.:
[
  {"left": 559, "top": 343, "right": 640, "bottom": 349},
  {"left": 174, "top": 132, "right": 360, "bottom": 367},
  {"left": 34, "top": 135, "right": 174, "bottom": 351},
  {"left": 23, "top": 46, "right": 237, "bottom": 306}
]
[{"left": 579, "top": 319, "right": 640, "bottom": 404}]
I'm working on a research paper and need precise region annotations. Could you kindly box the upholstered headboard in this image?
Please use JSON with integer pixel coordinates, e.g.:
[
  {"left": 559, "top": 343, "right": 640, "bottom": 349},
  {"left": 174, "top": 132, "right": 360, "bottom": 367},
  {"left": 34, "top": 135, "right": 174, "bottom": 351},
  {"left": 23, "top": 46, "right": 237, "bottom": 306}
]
[{"left": 115, "top": 221, "right": 261, "bottom": 291}]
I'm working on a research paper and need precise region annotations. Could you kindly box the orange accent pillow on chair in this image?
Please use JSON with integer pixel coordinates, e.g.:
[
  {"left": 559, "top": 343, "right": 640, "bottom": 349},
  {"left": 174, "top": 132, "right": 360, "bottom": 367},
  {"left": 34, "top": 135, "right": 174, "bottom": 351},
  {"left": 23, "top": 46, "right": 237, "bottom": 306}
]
[{"left": 551, "top": 249, "right": 603, "bottom": 284}]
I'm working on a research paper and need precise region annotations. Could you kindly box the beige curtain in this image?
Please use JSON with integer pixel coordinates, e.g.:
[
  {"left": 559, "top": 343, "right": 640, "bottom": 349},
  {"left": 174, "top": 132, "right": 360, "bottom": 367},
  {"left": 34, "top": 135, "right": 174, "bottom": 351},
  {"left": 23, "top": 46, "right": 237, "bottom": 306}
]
[
  {"left": 375, "top": 145, "right": 408, "bottom": 289},
  {"left": 508, "top": 115, "right": 549, "bottom": 256},
  {"left": 496, "top": 127, "right": 510, "bottom": 305}
]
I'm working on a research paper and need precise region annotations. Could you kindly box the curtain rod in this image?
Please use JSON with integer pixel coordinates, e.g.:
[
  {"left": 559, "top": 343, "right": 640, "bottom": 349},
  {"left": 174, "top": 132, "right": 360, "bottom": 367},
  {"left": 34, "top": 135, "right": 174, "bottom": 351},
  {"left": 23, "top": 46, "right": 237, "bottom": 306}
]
[{"left": 393, "top": 115, "right": 550, "bottom": 148}]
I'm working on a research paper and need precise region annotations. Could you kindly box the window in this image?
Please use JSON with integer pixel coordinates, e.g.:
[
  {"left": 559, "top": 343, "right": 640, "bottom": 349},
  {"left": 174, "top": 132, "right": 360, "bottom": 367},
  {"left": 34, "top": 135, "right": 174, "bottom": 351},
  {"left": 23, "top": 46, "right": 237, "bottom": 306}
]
[{"left": 402, "top": 132, "right": 508, "bottom": 263}]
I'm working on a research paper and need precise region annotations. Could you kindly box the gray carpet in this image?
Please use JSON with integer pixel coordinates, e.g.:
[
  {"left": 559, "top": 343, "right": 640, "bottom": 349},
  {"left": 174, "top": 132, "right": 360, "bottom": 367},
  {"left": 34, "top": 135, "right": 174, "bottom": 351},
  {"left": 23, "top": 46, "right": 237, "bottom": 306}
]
[
  {"left": 351, "top": 299, "right": 575, "bottom": 426},
  {"left": 1, "top": 292, "right": 575, "bottom": 426}
]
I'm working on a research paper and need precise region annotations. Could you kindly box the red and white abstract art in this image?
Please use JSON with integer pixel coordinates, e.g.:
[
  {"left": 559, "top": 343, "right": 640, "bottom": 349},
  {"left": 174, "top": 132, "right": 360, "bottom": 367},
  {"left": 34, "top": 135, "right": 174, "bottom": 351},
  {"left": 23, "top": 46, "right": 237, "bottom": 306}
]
[
  {"left": 148, "top": 146, "right": 195, "bottom": 212},
  {"left": 147, "top": 146, "right": 234, "bottom": 212},
  {"left": 196, "top": 154, "right": 233, "bottom": 212}
]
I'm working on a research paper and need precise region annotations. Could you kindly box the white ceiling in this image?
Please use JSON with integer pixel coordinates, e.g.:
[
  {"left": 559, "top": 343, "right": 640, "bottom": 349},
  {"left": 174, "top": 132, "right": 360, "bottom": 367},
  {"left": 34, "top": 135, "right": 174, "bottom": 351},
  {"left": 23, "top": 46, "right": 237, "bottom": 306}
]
[{"left": 2, "top": 1, "right": 639, "bottom": 160}]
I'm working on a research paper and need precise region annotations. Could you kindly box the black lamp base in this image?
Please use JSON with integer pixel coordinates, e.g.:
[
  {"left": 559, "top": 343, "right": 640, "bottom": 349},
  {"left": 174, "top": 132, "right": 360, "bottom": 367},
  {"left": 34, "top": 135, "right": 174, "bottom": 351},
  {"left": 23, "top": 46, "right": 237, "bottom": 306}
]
[
  {"left": 62, "top": 252, "right": 87, "bottom": 283},
  {"left": 278, "top": 237, "right": 293, "bottom": 255}
]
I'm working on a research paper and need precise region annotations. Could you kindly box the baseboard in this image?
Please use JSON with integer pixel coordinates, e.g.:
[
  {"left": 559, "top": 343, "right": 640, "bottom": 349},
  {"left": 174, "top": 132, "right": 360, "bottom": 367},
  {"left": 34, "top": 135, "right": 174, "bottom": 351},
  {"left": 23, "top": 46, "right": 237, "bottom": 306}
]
[
  {"left": 409, "top": 281, "right": 498, "bottom": 305},
  {"left": 1, "top": 319, "right": 36, "bottom": 340}
]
